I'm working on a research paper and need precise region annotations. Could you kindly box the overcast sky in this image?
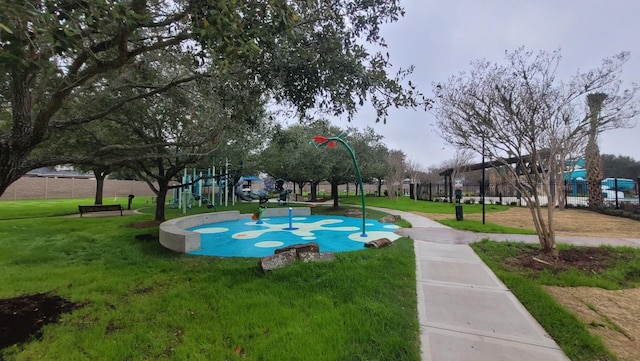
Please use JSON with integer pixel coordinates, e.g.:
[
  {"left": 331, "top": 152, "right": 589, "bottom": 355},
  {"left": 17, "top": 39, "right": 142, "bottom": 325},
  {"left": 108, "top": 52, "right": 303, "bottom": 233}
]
[{"left": 328, "top": 0, "right": 640, "bottom": 169}]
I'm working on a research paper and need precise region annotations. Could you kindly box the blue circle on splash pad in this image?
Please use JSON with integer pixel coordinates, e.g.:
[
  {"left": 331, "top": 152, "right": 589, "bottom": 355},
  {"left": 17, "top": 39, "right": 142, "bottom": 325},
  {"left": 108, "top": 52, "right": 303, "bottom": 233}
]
[{"left": 186, "top": 215, "right": 401, "bottom": 257}]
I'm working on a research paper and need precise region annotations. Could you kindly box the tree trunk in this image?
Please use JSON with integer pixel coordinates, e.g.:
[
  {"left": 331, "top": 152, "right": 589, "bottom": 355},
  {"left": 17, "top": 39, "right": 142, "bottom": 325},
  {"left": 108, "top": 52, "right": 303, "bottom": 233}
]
[
  {"left": 95, "top": 176, "right": 105, "bottom": 205},
  {"left": 538, "top": 232, "right": 559, "bottom": 258},
  {"left": 331, "top": 182, "right": 339, "bottom": 208},
  {"left": 309, "top": 182, "right": 318, "bottom": 202},
  {"left": 526, "top": 198, "right": 559, "bottom": 259},
  {"left": 377, "top": 179, "right": 382, "bottom": 197},
  {"left": 556, "top": 179, "right": 566, "bottom": 210},
  {"left": 586, "top": 141, "right": 603, "bottom": 209},
  {"left": 92, "top": 167, "right": 111, "bottom": 205},
  {"left": 154, "top": 181, "right": 169, "bottom": 222},
  {"left": 0, "top": 68, "right": 38, "bottom": 198},
  {"left": 0, "top": 152, "right": 30, "bottom": 198},
  {"left": 586, "top": 93, "right": 607, "bottom": 209}
]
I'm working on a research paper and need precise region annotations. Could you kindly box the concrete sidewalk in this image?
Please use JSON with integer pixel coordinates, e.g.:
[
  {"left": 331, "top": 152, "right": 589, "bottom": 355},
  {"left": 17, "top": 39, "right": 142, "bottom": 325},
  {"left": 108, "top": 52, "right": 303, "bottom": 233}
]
[{"left": 369, "top": 207, "right": 639, "bottom": 361}]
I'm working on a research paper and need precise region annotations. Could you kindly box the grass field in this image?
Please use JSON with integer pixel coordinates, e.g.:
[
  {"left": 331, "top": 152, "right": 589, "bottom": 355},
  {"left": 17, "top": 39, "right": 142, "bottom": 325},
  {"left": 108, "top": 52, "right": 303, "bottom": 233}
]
[
  {"left": 0, "top": 198, "right": 420, "bottom": 360},
  {"left": 2, "top": 195, "right": 636, "bottom": 360},
  {"left": 340, "top": 195, "right": 509, "bottom": 214}
]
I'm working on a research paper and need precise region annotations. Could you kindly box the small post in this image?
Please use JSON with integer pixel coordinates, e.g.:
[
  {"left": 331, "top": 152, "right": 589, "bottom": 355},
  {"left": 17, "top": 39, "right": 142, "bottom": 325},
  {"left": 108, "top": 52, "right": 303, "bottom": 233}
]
[
  {"left": 614, "top": 177, "right": 619, "bottom": 209},
  {"left": 283, "top": 207, "right": 298, "bottom": 230}
]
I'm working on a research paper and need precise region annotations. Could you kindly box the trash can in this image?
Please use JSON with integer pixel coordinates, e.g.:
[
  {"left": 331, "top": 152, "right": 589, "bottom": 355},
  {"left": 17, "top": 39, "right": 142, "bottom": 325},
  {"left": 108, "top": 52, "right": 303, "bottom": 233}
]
[{"left": 455, "top": 204, "right": 463, "bottom": 221}]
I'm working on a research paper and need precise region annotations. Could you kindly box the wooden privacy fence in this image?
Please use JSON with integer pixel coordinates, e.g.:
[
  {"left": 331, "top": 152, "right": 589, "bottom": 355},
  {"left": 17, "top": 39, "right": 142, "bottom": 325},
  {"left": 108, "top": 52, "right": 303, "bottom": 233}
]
[{"left": 0, "top": 177, "right": 157, "bottom": 201}]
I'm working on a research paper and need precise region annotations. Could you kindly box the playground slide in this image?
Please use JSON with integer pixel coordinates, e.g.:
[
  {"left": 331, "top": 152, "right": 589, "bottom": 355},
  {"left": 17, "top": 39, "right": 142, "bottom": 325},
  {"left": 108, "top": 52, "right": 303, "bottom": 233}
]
[
  {"left": 235, "top": 186, "right": 253, "bottom": 201},
  {"left": 235, "top": 177, "right": 253, "bottom": 201}
]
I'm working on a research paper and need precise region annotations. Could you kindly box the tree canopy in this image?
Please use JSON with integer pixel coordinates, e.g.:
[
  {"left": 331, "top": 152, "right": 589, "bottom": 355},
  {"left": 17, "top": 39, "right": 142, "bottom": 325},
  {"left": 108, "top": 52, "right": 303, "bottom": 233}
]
[
  {"left": 257, "top": 120, "right": 391, "bottom": 206},
  {"left": 0, "top": 0, "right": 428, "bottom": 197},
  {"left": 602, "top": 154, "right": 640, "bottom": 179}
]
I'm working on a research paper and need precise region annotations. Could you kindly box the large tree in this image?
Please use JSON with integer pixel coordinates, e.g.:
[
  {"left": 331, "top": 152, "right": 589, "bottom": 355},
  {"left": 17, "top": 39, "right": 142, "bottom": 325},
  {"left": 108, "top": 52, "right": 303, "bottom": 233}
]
[
  {"left": 321, "top": 127, "right": 384, "bottom": 208},
  {"left": 115, "top": 61, "right": 265, "bottom": 221},
  {"left": 350, "top": 127, "right": 389, "bottom": 196},
  {"left": 258, "top": 121, "right": 334, "bottom": 199},
  {"left": 259, "top": 121, "right": 387, "bottom": 207},
  {"left": 363, "top": 142, "right": 391, "bottom": 197},
  {"left": 405, "top": 159, "right": 423, "bottom": 202},
  {"left": 434, "top": 48, "right": 639, "bottom": 258},
  {"left": 0, "top": 0, "right": 427, "bottom": 197}
]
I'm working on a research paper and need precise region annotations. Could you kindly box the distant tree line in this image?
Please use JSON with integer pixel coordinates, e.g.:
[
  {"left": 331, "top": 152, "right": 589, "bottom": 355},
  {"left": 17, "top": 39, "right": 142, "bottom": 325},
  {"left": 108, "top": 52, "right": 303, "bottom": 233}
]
[{"left": 602, "top": 154, "right": 640, "bottom": 179}]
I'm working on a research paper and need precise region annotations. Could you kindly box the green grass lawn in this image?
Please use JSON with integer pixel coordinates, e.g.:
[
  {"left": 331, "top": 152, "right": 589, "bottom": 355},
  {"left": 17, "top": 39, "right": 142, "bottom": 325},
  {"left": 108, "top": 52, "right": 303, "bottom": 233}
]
[
  {"left": 2, "top": 196, "right": 631, "bottom": 360},
  {"left": 0, "top": 199, "right": 420, "bottom": 360},
  {"left": 340, "top": 195, "right": 510, "bottom": 214},
  {"left": 340, "top": 195, "right": 534, "bottom": 233}
]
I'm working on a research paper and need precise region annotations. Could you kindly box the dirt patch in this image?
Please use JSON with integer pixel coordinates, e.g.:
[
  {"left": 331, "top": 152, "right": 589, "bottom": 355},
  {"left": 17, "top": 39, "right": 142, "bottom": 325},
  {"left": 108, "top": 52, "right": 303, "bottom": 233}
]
[
  {"left": 0, "top": 293, "right": 84, "bottom": 350},
  {"left": 503, "top": 247, "right": 615, "bottom": 273},
  {"left": 423, "top": 207, "right": 640, "bottom": 238},
  {"left": 503, "top": 246, "right": 639, "bottom": 361},
  {"left": 544, "top": 286, "right": 640, "bottom": 361},
  {"left": 458, "top": 208, "right": 640, "bottom": 361}
]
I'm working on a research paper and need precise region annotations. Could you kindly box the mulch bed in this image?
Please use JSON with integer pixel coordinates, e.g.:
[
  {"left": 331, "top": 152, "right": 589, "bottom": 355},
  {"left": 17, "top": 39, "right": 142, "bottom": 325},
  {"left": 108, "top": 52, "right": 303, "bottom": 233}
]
[
  {"left": 504, "top": 247, "right": 616, "bottom": 273},
  {"left": 0, "top": 293, "right": 84, "bottom": 350}
]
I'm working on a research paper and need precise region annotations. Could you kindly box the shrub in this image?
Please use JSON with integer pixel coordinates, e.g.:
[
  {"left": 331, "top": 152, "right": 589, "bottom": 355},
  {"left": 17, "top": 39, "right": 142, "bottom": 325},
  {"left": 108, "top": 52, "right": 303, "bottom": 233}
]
[
  {"left": 510, "top": 201, "right": 518, "bottom": 206},
  {"left": 596, "top": 203, "right": 640, "bottom": 221}
]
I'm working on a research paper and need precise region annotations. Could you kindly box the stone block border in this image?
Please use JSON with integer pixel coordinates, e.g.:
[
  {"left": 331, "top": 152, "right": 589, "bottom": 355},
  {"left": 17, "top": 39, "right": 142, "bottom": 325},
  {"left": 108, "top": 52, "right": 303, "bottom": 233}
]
[{"left": 159, "top": 207, "right": 312, "bottom": 253}]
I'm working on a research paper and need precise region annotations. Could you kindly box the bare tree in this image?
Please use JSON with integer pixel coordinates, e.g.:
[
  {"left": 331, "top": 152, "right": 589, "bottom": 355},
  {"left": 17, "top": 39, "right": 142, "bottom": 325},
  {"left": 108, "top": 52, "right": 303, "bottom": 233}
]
[
  {"left": 422, "top": 165, "right": 444, "bottom": 184},
  {"left": 434, "top": 48, "right": 639, "bottom": 259},
  {"left": 439, "top": 148, "right": 475, "bottom": 186},
  {"left": 385, "top": 150, "right": 406, "bottom": 200},
  {"left": 406, "top": 159, "right": 424, "bottom": 202}
]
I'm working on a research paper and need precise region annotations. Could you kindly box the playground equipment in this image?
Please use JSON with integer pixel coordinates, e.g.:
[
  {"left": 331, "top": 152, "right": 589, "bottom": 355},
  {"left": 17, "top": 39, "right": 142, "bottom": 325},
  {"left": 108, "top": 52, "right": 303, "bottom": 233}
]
[
  {"left": 165, "top": 160, "right": 317, "bottom": 217},
  {"left": 170, "top": 158, "right": 246, "bottom": 213},
  {"left": 234, "top": 176, "right": 269, "bottom": 202},
  {"left": 313, "top": 134, "right": 367, "bottom": 237},
  {"left": 275, "top": 178, "right": 293, "bottom": 205},
  {"left": 564, "top": 158, "right": 635, "bottom": 199},
  {"left": 170, "top": 169, "right": 216, "bottom": 213}
]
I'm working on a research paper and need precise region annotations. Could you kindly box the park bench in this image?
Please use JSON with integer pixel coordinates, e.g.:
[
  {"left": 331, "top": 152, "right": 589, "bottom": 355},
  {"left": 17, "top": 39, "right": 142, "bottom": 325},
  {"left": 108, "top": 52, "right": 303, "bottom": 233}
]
[{"left": 78, "top": 204, "right": 123, "bottom": 217}]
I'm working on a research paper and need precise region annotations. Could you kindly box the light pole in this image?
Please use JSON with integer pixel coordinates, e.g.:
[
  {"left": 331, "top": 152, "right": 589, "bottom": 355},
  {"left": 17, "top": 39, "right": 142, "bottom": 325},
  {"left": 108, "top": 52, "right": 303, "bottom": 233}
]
[{"left": 482, "top": 134, "right": 486, "bottom": 224}]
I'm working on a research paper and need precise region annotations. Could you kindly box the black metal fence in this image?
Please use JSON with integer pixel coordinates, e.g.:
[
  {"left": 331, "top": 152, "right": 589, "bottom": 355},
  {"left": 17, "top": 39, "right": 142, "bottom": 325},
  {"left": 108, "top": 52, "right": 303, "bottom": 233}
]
[{"left": 412, "top": 178, "right": 640, "bottom": 208}]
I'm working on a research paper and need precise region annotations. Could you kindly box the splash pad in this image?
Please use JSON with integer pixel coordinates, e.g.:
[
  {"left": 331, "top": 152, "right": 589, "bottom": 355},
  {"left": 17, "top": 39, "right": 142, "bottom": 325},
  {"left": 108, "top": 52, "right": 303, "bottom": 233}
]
[{"left": 158, "top": 208, "right": 401, "bottom": 257}]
